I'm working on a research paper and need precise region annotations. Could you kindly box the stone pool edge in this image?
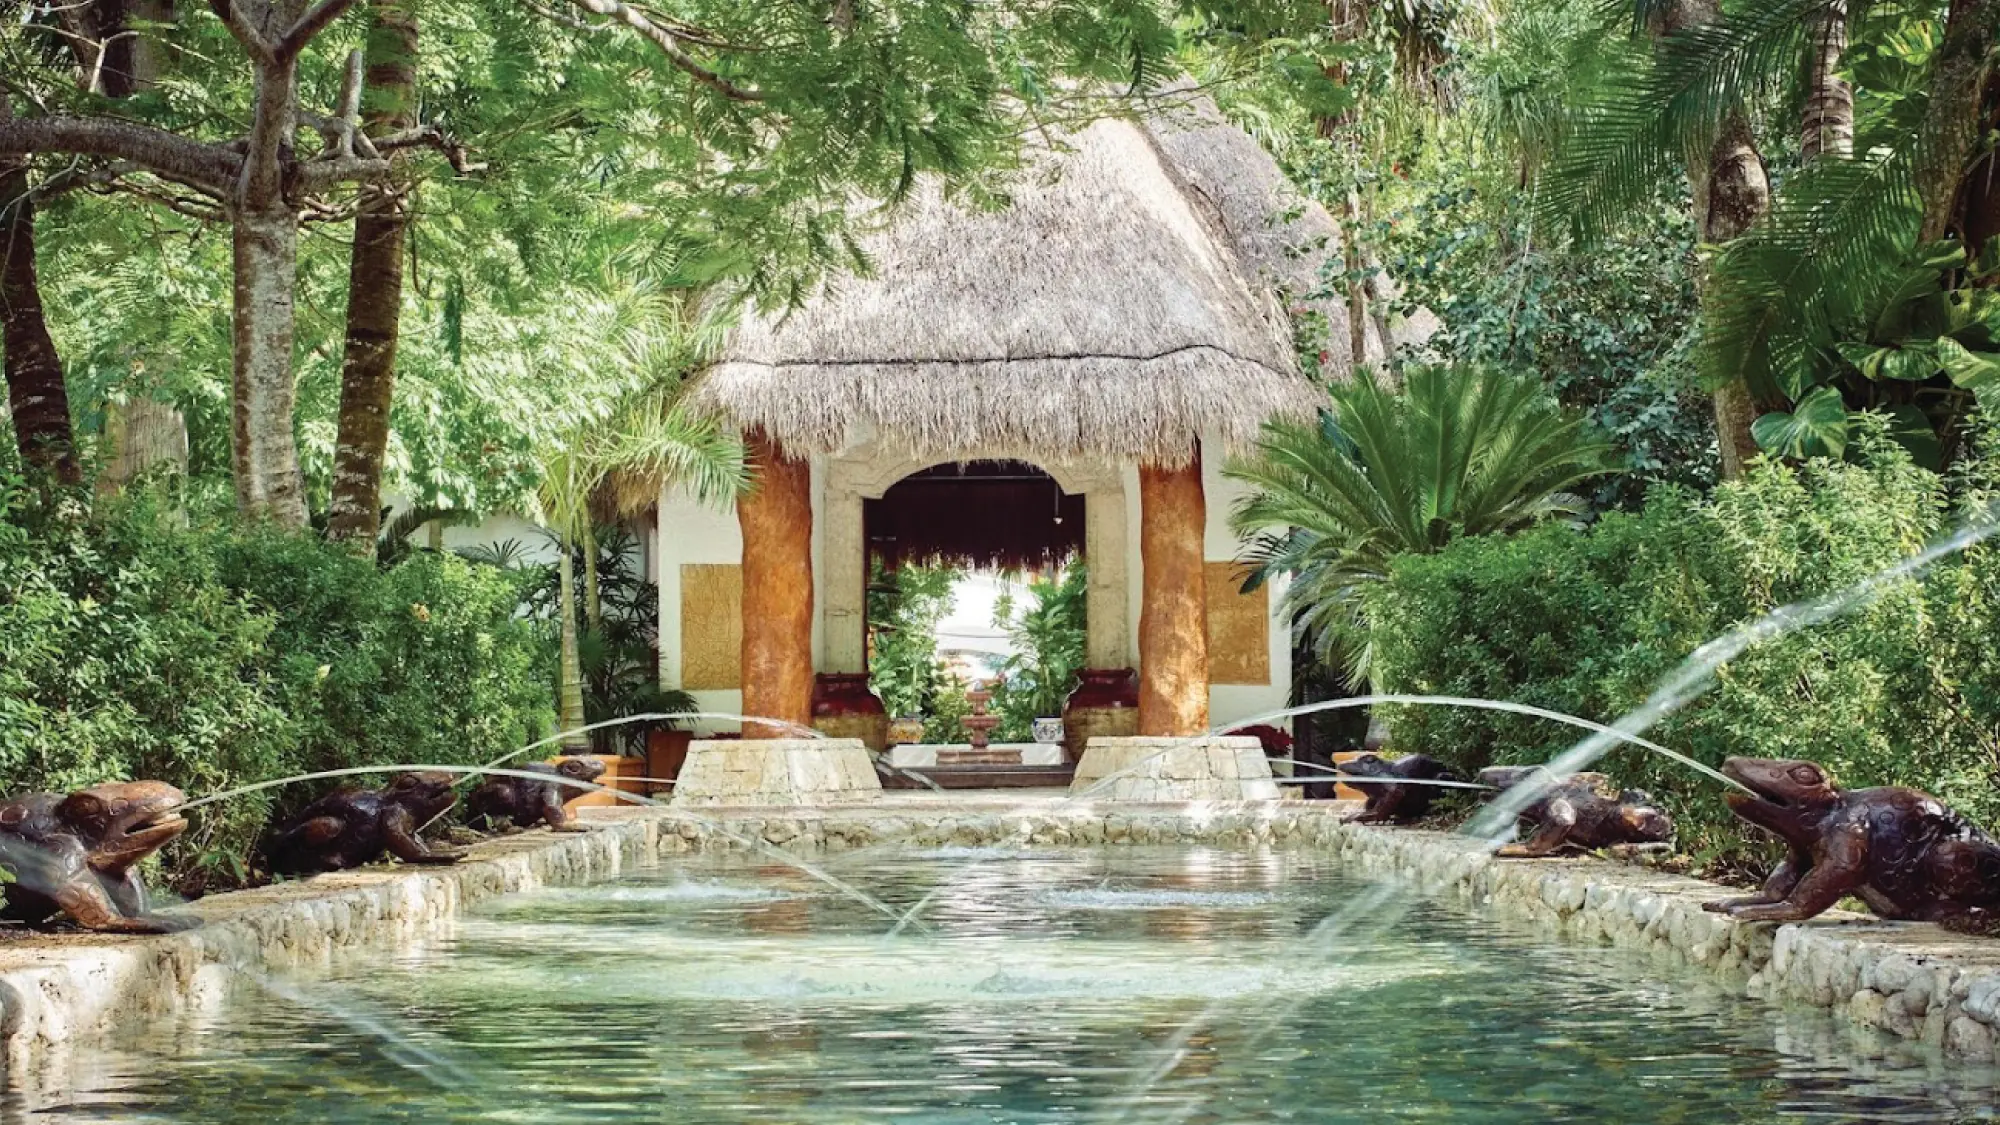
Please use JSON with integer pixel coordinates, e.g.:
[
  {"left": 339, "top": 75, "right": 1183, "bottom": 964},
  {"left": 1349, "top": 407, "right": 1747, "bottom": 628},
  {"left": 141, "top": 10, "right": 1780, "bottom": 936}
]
[
  {"left": 0, "top": 811, "right": 665, "bottom": 1076},
  {"left": 7, "top": 800, "right": 2000, "bottom": 1076},
  {"left": 1321, "top": 820, "right": 2000, "bottom": 1065}
]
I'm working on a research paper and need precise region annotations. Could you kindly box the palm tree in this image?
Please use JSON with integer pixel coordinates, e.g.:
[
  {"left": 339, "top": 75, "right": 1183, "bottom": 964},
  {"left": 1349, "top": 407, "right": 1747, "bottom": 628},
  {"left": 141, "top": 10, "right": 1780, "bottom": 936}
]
[
  {"left": 1538, "top": 0, "right": 2000, "bottom": 470},
  {"left": 1227, "top": 364, "right": 1620, "bottom": 676},
  {"left": 534, "top": 295, "right": 746, "bottom": 749}
]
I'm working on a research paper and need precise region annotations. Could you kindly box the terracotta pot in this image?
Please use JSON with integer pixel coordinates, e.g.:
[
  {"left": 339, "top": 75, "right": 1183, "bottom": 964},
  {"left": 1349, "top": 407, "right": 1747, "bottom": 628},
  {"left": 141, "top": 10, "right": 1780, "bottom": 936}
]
[
  {"left": 811, "top": 673, "right": 890, "bottom": 750},
  {"left": 644, "top": 729, "right": 693, "bottom": 795},
  {"left": 555, "top": 754, "right": 645, "bottom": 810},
  {"left": 887, "top": 716, "right": 926, "bottom": 746}
]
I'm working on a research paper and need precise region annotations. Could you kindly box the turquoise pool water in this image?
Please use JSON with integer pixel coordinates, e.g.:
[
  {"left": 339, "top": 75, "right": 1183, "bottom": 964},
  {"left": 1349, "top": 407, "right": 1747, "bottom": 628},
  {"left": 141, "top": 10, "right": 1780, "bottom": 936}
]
[{"left": 41, "top": 846, "right": 2000, "bottom": 1123}]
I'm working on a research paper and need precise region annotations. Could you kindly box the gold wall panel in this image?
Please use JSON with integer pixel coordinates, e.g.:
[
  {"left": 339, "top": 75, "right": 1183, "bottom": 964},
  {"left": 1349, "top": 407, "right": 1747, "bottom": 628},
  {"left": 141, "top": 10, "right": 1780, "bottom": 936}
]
[
  {"left": 1206, "top": 561, "right": 1271, "bottom": 685},
  {"left": 680, "top": 563, "right": 743, "bottom": 690}
]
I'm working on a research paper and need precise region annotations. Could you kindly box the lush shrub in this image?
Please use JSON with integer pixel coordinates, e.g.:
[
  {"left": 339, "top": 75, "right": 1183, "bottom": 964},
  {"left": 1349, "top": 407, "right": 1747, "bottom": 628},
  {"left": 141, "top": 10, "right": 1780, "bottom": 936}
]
[
  {"left": 209, "top": 527, "right": 555, "bottom": 777},
  {"left": 0, "top": 484, "right": 556, "bottom": 890},
  {"left": 1365, "top": 426, "right": 1999, "bottom": 861}
]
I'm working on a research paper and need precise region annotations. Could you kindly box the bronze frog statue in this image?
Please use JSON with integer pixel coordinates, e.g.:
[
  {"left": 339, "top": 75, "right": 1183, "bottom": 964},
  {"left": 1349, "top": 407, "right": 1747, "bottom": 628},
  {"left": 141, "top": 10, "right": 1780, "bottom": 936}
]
[
  {"left": 0, "top": 781, "right": 196, "bottom": 933},
  {"left": 465, "top": 757, "right": 605, "bottom": 833},
  {"left": 264, "top": 772, "right": 467, "bottom": 876},
  {"left": 1478, "top": 765, "right": 1675, "bottom": 858},
  {"left": 1340, "top": 753, "right": 1462, "bottom": 825},
  {"left": 1702, "top": 757, "right": 2000, "bottom": 930}
]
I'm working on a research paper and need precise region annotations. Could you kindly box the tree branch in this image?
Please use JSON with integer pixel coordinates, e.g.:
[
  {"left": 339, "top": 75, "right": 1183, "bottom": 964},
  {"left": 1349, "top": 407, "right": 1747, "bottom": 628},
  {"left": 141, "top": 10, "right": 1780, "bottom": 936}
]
[
  {"left": 207, "top": 0, "right": 277, "bottom": 66},
  {"left": 302, "top": 50, "right": 370, "bottom": 159},
  {"left": 278, "top": 0, "right": 362, "bottom": 60},
  {"left": 0, "top": 115, "right": 238, "bottom": 193},
  {"left": 554, "top": 0, "right": 764, "bottom": 102},
  {"left": 294, "top": 125, "right": 477, "bottom": 193}
]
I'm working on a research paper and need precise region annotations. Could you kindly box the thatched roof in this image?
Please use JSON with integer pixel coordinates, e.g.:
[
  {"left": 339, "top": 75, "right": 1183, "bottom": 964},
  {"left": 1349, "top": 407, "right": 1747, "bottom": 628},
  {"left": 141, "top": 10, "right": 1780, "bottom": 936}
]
[{"left": 693, "top": 99, "right": 1361, "bottom": 468}]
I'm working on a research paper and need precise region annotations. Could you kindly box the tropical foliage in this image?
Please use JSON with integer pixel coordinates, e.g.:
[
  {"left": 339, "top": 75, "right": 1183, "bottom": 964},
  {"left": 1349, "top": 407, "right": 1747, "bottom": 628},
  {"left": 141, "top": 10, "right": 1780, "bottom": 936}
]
[
  {"left": 1228, "top": 364, "right": 1621, "bottom": 675},
  {"left": 989, "top": 565, "right": 1089, "bottom": 740},
  {"left": 866, "top": 561, "right": 963, "bottom": 720},
  {"left": 0, "top": 479, "right": 554, "bottom": 891},
  {"left": 1367, "top": 416, "right": 2000, "bottom": 862}
]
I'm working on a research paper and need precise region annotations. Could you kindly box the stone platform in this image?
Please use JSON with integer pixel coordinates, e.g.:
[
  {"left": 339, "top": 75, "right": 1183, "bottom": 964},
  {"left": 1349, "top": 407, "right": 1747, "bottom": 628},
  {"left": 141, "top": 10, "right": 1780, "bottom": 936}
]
[
  {"left": 670, "top": 738, "right": 882, "bottom": 806},
  {"left": 1070, "top": 735, "right": 1278, "bottom": 800},
  {"left": 888, "top": 742, "right": 1065, "bottom": 768}
]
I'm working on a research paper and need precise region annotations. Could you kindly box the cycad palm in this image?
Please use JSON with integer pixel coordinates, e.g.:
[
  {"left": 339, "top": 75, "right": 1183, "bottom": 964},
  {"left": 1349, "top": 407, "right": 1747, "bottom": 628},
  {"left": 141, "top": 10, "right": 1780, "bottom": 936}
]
[
  {"left": 1228, "top": 365, "right": 1620, "bottom": 675},
  {"left": 535, "top": 288, "right": 747, "bottom": 748}
]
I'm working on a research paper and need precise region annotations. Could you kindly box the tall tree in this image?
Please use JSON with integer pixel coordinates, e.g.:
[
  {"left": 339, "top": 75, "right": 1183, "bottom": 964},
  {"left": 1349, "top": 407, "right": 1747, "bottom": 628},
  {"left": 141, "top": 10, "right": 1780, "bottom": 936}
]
[
  {"left": 1918, "top": 0, "right": 2000, "bottom": 244},
  {"left": 0, "top": 0, "right": 460, "bottom": 525},
  {"left": 326, "top": 0, "right": 419, "bottom": 546},
  {"left": 1660, "top": 0, "right": 1770, "bottom": 479},
  {"left": 1800, "top": 1, "right": 1853, "bottom": 162},
  {"left": 0, "top": 0, "right": 173, "bottom": 483},
  {"left": 0, "top": 155, "right": 78, "bottom": 482}
]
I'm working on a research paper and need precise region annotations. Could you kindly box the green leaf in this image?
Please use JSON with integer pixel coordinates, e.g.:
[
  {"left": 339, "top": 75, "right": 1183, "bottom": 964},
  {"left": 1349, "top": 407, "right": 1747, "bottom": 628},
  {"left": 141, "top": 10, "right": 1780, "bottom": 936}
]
[
  {"left": 1751, "top": 387, "right": 1849, "bottom": 460},
  {"left": 1881, "top": 405, "right": 1943, "bottom": 471},
  {"left": 1937, "top": 337, "right": 2000, "bottom": 392},
  {"left": 1879, "top": 342, "right": 1940, "bottom": 382}
]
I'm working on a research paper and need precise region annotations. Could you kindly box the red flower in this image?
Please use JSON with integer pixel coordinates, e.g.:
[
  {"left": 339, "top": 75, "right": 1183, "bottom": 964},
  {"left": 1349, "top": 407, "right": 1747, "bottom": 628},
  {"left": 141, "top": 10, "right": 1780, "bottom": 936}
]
[{"left": 1233, "top": 723, "right": 1294, "bottom": 755}]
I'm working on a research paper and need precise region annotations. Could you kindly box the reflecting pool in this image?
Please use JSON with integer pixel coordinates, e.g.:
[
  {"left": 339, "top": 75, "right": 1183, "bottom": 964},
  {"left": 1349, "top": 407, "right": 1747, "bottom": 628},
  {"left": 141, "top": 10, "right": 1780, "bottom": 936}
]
[{"left": 41, "top": 847, "right": 2000, "bottom": 1123}]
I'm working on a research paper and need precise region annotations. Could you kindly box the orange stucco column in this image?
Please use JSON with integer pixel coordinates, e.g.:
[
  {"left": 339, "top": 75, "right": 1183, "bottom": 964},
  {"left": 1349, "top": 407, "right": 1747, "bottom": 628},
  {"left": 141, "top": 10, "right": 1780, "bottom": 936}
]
[
  {"left": 739, "top": 428, "right": 815, "bottom": 738},
  {"left": 1137, "top": 450, "right": 1209, "bottom": 736}
]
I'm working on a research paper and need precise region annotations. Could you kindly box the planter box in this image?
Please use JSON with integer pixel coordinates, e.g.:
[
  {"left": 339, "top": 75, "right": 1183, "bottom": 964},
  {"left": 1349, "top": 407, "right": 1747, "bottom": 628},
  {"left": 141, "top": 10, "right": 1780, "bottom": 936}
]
[{"left": 644, "top": 729, "right": 693, "bottom": 795}]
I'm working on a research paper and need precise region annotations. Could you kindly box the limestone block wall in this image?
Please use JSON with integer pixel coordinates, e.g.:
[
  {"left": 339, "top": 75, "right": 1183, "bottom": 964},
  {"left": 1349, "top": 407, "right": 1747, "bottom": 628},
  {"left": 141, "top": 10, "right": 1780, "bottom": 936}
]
[
  {"left": 671, "top": 738, "right": 883, "bottom": 806},
  {"left": 1070, "top": 736, "right": 1279, "bottom": 800}
]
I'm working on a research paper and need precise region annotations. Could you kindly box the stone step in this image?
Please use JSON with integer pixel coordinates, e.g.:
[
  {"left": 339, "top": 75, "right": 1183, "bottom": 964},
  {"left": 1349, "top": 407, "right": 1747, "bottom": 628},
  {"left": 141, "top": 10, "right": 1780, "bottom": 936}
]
[
  {"left": 880, "top": 764, "right": 1078, "bottom": 789},
  {"left": 936, "top": 748, "right": 1024, "bottom": 766}
]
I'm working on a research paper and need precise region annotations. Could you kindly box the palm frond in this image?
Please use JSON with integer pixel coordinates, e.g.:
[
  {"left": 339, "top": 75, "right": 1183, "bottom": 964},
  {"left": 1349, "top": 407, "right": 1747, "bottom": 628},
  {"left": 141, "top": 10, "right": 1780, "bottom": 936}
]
[
  {"left": 1536, "top": 0, "right": 1841, "bottom": 240},
  {"left": 1226, "top": 365, "right": 1621, "bottom": 675},
  {"left": 1700, "top": 103, "right": 1931, "bottom": 399}
]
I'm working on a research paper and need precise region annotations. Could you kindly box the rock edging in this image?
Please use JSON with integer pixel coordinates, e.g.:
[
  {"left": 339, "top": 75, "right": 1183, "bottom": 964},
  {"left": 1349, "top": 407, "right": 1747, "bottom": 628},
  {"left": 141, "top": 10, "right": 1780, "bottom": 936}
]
[{"left": 1322, "top": 822, "right": 2000, "bottom": 1065}]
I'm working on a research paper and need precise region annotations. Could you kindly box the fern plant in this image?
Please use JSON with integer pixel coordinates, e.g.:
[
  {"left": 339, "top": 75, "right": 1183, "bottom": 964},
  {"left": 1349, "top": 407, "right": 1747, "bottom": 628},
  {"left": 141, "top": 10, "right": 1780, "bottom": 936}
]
[{"left": 1227, "top": 364, "right": 1622, "bottom": 677}]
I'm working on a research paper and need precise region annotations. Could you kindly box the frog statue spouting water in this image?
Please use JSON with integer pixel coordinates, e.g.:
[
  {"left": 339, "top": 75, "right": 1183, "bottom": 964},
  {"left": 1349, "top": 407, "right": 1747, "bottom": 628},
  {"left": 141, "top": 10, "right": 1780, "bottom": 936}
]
[
  {"left": 1702, "top": 757, "right": 2000, "bottom": 931},
  {"left": 465, "top": 757, "right": 606, "bottom": 833},
  {"left": 264, "top": 772, "right": 467, "bottom": 876},
  {"left": 1478, "top": 766, "right": 1675, "bottom": 858},
  {"left": 1340, "top": 753, "right": 1462, "bottom": 825},
  {"left": 0, "top": 781, "right": 196, "bottom": 933}
]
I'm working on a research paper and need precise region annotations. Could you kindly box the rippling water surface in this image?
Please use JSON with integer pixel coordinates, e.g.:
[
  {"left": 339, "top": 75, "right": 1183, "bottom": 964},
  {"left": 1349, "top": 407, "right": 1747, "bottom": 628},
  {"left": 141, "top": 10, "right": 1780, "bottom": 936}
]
[{"left": 39, "top": 847, "right": 2000, "bottom": 1123}]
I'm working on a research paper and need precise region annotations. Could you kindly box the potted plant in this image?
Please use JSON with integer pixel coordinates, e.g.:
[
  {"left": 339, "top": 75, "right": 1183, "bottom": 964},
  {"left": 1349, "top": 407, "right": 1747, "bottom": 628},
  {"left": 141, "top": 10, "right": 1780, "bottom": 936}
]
[{"left": 992, "top": 565, "right": 1086, "bottom": 745}]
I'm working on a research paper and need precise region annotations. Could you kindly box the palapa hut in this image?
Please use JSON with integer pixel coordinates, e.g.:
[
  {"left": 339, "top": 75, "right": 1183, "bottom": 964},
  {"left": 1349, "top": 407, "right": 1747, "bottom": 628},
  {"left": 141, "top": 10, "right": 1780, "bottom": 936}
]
[{"left": 658, "top": 97, "right": 1387, "bottom": 768}]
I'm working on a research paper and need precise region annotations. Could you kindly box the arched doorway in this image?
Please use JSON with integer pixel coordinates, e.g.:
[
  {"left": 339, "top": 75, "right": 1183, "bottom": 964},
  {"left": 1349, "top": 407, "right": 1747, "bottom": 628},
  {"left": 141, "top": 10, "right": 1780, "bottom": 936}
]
[
  {"left": 866, "top": 460, "right": 1083, "bottom": 570},
  {"left": 864, "top": 461, "right": 1084, "bottom": 787}
]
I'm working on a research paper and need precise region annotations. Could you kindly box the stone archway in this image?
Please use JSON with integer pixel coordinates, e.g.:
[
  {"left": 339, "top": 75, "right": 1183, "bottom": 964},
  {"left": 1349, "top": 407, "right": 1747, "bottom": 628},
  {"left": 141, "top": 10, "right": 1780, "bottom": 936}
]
[{"left": 821, "top": 447, "right": 1129, "bottom": 678}]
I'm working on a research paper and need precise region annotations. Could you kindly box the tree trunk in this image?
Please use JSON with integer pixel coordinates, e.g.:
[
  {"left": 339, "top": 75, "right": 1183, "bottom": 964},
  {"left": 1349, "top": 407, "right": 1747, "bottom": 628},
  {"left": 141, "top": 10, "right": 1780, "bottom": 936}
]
[
  {"left": 1136, "top": 451, "right": 1209, "bottom": 737},
  {"left": 1, "top": 165, "right": 79, "bottom": 483},
  {"left": 1700, "top": 113, "right": 1772, "bottom": 476},
  {"left": 558, "top": 544, "right": 589, "bottom": 749},
  {"left": 327, "top": 0, "right": 419, "bottom": 546},
  {"left": 1800, "top": 2, "right": 1853, "bottom": 162},
  {"left": 1920, "top": 0, "right": 2000, "bottom": 244},
  {"left": 231, "top": 204, "right": 308, "bottom": 524},
  {"left": 230, "top": 52, "right": 309, "bottom": 526},
  {"left": 583, "top": 520, "right": 603, "bottom": 629},
  {"left": 738, "top": 429, "right": 815, "bottom": 738},
  {"left": 1343, "top": 194, "right": 1370, "bottom": 371},
  {"left": 1661, "top": 0, "right": 1771, "bottom": 478}
]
